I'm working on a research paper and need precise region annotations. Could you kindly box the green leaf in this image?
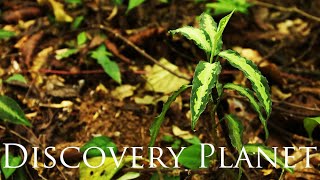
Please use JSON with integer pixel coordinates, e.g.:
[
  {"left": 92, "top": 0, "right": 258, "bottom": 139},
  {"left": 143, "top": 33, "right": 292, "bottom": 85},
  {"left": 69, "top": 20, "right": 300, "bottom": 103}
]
[
  {"left": 91, "top": 45, "right": 121, "bottom": 84},
  {"left": 55, "top": 48, "right": 78, "bottom": 60},
  {"left": 149, "top": 85, "right": 191, "bottom": 147},
  {"left": 0, "top": 29, "right": 15, "bottom": 40},
  {"left": 224, "top": 83, "right": 268, "bottom": 139},
  {"left": 15, "top": 167, "right": 27, "bottom": 180},
  {"left": 0, "top": 96, "right": 32, "bottom": 127},
  {"left": 212, "top": 11, "right": 233, "bottom": 55},
  {"left": 5, "top": 74, "right": 27, "bottom": 84},
  {"left": 225, "top": 114, "right": 243, "bottom": 152},
  {"left": 80, "top": 156, "right": 134, "bottom": 180},
  {"left": 65, "top": 0, "right": 82, "bottom": 4},
  {"left": 184, "top": 136, "right": 201, "bottom": 145},
  {"left": 191, "top": 61, "right": 221, "bottom": 129},
  {"left": 244, "top": 144, "right": 294, "bottom": 173},
  {"left": 219, "top": 50, "right": 271, "bottom": 118},
  {"left": 304, "top": 116, "right": 320, "bottom": 140},
  {"left": 127, "top": 0, "right": 145, "bottom": 12},
  {"left": 80, "top": 136, "right": 117, "bottom": 158},
  {"left": 1, "top": 154, "right": 22, "bottom": 179},
  {"left": 72, "top": 16, "right": 84, "bottom": 30},
  {"left": 77, "top": 32, "right": 87, "bottom": 45},
  {"left": 199, "top": 13, "right": 217, "bottom": 53},
  {"left": 206, "top": 0, "right": 251, "bottom": 15},
  {"left": 178, "top": 144, "right": 212, "bottom": 169},
  {"left": 113, "top": 0, "right": 124, "bottom": 6},
  {"left": 170, "top": 27, "right": 211, "bottom": 54}
]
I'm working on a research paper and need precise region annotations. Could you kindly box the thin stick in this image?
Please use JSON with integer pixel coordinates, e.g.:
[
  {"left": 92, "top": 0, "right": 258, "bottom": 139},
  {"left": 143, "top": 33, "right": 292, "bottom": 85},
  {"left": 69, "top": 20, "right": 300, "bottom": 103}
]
[
  {"left": 289, "top": 150, "right": 320, "bottom": 166},
  {"left": 250, "top": 0, "right": 320, "bottom": 22},
  {"left": 94, "top": 25, "right": 191, "bottom": 81},
  {"left": 0, "top": 125, "right": 36, "bottom": 146}
]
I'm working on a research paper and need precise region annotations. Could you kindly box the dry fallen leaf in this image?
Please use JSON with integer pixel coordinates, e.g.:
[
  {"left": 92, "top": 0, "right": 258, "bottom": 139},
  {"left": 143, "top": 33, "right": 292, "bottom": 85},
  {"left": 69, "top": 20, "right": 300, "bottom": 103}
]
[
  {"left": 111, "top": 84, "right": 136, "bottom": 101},
  {"left": 38, "top": 0, "right": 73, "bottom": 22},
  {"left": 172, "top": 125, "right": 194, "bottom": 140},
  {"left": 144, "top": 58, "right": 190, "bottom": 94},
  {"left": 271, "top": 86, "right": 292, "bottom": 100},
  {"left": 39, "top": 100, "right": 73, "bottom": 108}
]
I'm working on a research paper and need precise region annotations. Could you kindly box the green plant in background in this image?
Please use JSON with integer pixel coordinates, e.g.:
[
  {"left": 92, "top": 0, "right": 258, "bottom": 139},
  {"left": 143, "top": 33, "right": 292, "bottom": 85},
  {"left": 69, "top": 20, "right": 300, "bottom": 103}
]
[
  {"left": 90, "top": 44, "right": 122, "bottom": 84},
  {"left": 149, "top": 11, "right": 292, "bottom": 176},
  {"left": 205, "top": 0, "right": 251, "bottom": 15},
  {"left": 54, "top": 30, "right": 122, "bottom": 84},
  {"left": 0, "top": 96, "right": 31, "bottom": 127},
  {"left": 0, "top": 95, "right": 32, "bottom": 178},
  {"left": 0, "top": 29, "right": 15, "bottom": 40},
  {"left": 304, "top": 116, "right": 320, "bottom": 140},
  {"left": 112, "top": 0, "right": 146, "bottom": 13}
]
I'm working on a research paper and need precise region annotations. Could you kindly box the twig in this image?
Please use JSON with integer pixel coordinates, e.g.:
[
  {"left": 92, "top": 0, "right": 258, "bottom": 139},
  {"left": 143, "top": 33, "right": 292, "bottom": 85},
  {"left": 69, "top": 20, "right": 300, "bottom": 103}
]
[
  {"left": 0, "top": 125, "right": 37, "bottom": 146},
  {"left": 250, "top": 0, "right": 320, "bottom": 22},
  {"left": 93, "top": 24, "right": 191, "bottom": 81},
  {"left": 289, "top": 150, "right": 320, "bottom": 166}
]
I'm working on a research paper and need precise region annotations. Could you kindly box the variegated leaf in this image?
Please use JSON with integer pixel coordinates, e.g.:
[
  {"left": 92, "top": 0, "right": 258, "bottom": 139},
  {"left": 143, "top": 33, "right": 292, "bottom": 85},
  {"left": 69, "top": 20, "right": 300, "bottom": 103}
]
[
  {"left": 0, "top": 96, "right": 32, "bottom": 127},
  {"left": 224, "top": 83, "right": 269, "bottom": 139},
  {"left": 225, "top": 114, "right": 243, "bottom": 152},
  {"left": 219, "top": 50, "right": 272, "bottom": 118},
  {"left": 213, "top": 11, "right": 233, "bottom": 55},
  {"left": 191, "top": 61, "right": 221, "bottom": 129},
  {"left": 170, "top": 27, "right": 211, "bottom": 54},
  {"left": 200, "top": 13, "right": 217, "bottom": 53},
  {"left": 149, "top": 85, "right": 191, "bottom": 147}
]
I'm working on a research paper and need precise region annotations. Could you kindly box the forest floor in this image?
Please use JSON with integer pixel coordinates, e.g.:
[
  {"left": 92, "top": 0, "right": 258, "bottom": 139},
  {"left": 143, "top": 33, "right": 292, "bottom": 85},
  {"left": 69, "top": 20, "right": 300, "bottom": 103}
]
[{"left": 0, "top": 0, "right": 320, "bottom": 179}]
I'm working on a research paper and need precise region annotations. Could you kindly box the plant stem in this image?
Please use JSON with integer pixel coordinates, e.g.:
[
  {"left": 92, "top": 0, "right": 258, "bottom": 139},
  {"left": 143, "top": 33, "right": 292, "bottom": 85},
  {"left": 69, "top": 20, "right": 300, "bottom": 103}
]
[
  {"left": 209, "top": 51, "right": 214, "bottom": 63},
  {"left": 209, "top": 99, "right": 220, "bottom": 159}
]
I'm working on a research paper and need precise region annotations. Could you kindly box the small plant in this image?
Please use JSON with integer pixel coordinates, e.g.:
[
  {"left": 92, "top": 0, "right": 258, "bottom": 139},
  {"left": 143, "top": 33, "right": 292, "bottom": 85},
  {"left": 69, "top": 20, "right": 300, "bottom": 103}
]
[
  {"left": 205, "top": 0, "right": 251, "bottom": 15},
  {"left": 304, "top": 116, "right": 320, "bottom": 140},
  {"left": 149, "top": 12, "right": 291, "bottom": 176}
]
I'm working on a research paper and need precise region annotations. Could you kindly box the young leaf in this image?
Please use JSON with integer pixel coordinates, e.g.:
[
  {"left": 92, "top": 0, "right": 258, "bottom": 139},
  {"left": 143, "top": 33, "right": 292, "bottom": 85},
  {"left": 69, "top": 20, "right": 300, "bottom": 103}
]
[
  {"left": 77, "top": 32, "right": 87, "bottom": 45},
  {"left": 65, "top": 0, "right": 83, "bottom": 4},
  {"left": 244, "top": 144, "right": 294, "bottom": 173},
  {"left": 223, "top": 83, "right": 268, "bottom": 139},
  {"left": 178, "top": 144, "right": 212, "bottom": 169},
  {"left": 0, "top": 96, "right": 32, "bottom": 127},
  {"left": 127, "top": 0, "right": 145, "bottom": 13},
  {"left": 5, "top": 74, "right": 27, "bottom": 84},
  {"left": 0, "top": 29, "right": 15, "bottom": 40},
  {"left": 225, "top": 114, "right": 243, "bottom": 152},
  {"left": 212, "top": 11, "right": 233, "bottom": 55},
  {"left": 79, "top": 156, "right": 134, "bottom": 180},
  {"left": 72, "top": 16, "right": 84, "bottom": 30},
  {"left": 199, "top": 13, "right": 217, "bottom": 54},
  {"left": 191, "top": 61, "right": 221, "bottom": 129},
  {"left": 304, "top": 116, "right": 320, "bottom": 140},
  {"left": 219, "top": 50, "right": 271, "bottom": 118},
  {"left": 91, "top": 45, "right": 121, "bottom": 84},
  {"left": 206, "top": 0, "right": 250, "bottom": 15},
  {"left": 80, "top": 136, "right": 117, "bottom": 158},
  {"left": 170, "top": 27, "right": 211, "bottom": 54},
  {"left": 55, "top": 48, "right": 78, "bottom": 60},
  {"left": 149, "top": 85, "right": 191, "bottom": 147},
  {"left": 1, "top": 154, "right": 22, "bottom": 179}
]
